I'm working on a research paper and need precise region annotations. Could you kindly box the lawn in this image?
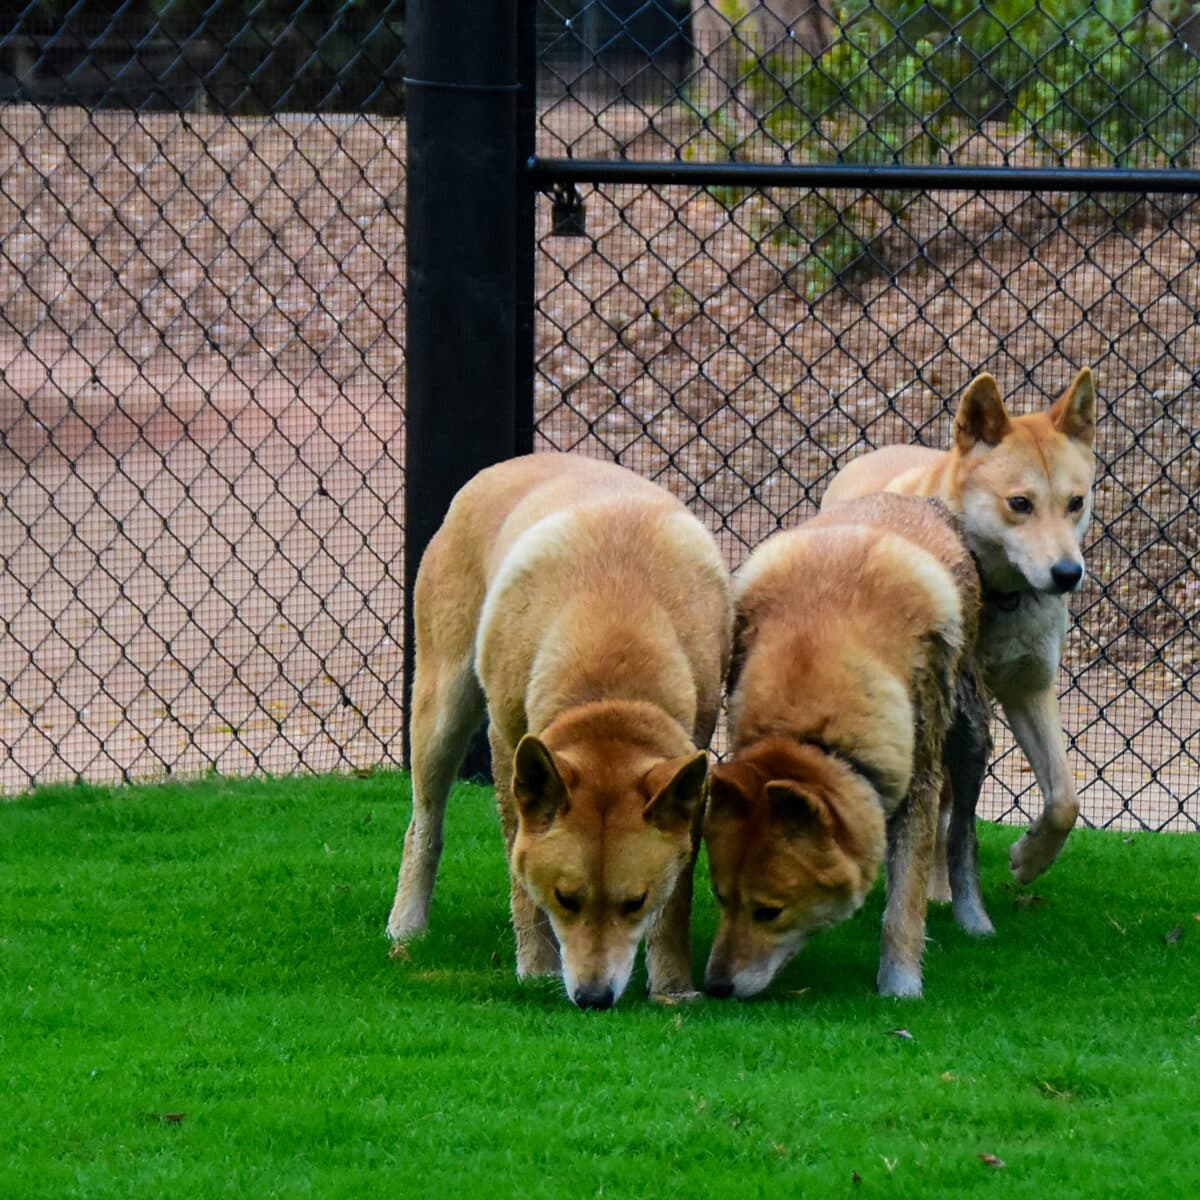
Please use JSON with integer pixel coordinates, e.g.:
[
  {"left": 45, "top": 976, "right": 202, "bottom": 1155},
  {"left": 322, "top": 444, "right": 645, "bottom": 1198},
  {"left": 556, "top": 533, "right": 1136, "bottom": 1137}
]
[{"left": 2, "top": 771, "right": 1197, "bottom": 1198}]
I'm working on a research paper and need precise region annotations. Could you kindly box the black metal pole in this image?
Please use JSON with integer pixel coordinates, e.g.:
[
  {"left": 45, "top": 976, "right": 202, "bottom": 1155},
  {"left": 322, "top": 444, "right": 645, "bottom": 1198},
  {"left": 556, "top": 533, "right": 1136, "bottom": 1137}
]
[
  {"left": 514, "top": 0, "right": 538, "bottom": 456},
  {"left": 402, "top": 0, "right": 520, "bottom": 772}
]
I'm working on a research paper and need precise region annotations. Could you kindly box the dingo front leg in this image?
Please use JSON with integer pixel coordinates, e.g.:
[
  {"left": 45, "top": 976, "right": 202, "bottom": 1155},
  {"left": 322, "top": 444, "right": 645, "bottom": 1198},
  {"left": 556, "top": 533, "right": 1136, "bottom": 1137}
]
[
  {"left": 1005, "top": 686, "right": 1079, "bottom": 885},
  {"left": 490, "top": 724, "right": 560, "bottom": 979}
]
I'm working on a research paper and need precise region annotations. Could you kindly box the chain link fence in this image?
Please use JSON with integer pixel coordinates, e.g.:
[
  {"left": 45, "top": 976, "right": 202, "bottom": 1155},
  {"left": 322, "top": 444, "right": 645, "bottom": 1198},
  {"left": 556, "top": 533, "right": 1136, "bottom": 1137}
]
[
  {"left": 0, "top": 2, "right": 1196, "bottom": 833},
  {"left": 0, "top": 3, "right": 407, "bottom": 790},
  {"left": 531, "top": 1, "right": 1199, "bottom": 831}
]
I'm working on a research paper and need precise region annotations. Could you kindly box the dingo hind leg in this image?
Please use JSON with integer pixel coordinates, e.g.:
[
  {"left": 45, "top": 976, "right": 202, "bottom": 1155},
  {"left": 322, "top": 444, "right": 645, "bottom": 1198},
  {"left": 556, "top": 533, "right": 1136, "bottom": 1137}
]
[
  {"left": 387, "top": 532, "right": 488, "bottom": 942},
  {"left": 944, "top": 668, "right": 994, "bottom": 936},
  {"left": 878, "top": 771, "right": 938, "bottom": 998},
  {"left": 927, "top": 781, "right": 953, "bottom": 904},
  {"left": 387, "top": 654, "right": 485, "bottom": 941}
]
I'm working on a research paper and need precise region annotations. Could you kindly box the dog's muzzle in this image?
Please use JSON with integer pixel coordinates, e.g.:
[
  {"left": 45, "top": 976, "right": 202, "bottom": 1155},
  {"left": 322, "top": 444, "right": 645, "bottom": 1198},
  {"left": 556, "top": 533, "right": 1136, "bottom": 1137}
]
[
  {"left": 704, "top": 977, "right": 735, "bottom": 1000},
  {"left": 1050, "top": 560, "right": 1084, "bottom": 593},
  {"left": 573, "top": 983, "right": 615, "bottom": 1010}
]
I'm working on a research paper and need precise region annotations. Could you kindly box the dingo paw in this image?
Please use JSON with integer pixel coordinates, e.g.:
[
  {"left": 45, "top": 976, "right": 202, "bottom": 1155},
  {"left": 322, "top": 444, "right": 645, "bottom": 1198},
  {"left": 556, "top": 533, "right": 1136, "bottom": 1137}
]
[
  {"left": 877, "top": 962, "right": 923, "bottom": 999},
  {"left": 1009, "top": 820, "right": 1072, "bottom": 885}
]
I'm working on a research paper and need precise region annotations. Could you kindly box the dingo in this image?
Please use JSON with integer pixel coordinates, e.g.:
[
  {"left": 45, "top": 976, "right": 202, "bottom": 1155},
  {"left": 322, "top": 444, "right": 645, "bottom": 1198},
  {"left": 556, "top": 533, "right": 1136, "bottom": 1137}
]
[
  {"left": 703, "top": 495, "right": 991, "bottom": 1000},
  {"left": 386, "top": 454, "right": 732, "bottom": 1009},
  {"left": 822, "top": 369, "right": 1097, "bottom": 884}
]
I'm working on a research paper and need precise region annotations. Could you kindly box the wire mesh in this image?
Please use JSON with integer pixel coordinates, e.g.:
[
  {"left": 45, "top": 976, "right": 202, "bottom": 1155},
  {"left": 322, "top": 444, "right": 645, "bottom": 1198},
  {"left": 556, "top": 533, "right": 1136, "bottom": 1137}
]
[
  {"left": 0, "top": 5, "right": 407, "bottom": 791},
  {"left": 532, "top": 1, "right": 1199, "bottom": 832},
  {"left": 0, "top": 2, "right": 1195, "bottom": 834}
]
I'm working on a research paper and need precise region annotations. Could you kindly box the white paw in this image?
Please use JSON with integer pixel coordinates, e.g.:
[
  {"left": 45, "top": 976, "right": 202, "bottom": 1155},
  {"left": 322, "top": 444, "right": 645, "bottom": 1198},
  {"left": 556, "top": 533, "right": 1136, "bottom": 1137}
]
[
  {"left": 877, "top": 963, "right": 923, "bottom": 998},
  {"left": 385, "top": 909, "right": 427, "bottom": 942},
  {"left": 955, "top": 903, "right": 996, "bottom": 938}
]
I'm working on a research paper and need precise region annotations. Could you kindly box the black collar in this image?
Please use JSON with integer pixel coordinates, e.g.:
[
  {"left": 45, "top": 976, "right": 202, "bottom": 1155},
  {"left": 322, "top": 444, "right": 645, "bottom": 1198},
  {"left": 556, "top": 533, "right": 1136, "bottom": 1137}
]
[
  {"left": 969, "top": 550, "right": 1028, "bottom": 613},
  {"left": 794, "top": 736, "right": 896, "bottom": 805},
  {"left": 983, "top": 587, "right": 1025, "bottom": 612}
]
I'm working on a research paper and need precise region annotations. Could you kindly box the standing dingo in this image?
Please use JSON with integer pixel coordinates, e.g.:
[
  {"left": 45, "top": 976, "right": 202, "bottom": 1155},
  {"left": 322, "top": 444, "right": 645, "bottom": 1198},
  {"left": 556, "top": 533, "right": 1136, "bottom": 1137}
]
[{"left": 822, "top": 368, "right": 1097, "bottom": 883}]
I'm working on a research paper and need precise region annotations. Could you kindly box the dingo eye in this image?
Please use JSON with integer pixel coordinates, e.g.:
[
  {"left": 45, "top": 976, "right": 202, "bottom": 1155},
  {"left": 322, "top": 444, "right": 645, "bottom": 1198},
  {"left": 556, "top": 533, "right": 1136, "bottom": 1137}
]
[
  {"left": 753, "top": 905, "right": 784, "bottom": 923},
  {"left": 554, "top": 889, "right": 583, "bottom": 914},
  {"left": 619, "top": 892, "right": 648, "bottom": 917},
  {"left": 1007, "top": 496, "right": 1033, "bottom": 515},
  {"left": 1067, "top": 495, "right": 1085, "bottom": 514}
]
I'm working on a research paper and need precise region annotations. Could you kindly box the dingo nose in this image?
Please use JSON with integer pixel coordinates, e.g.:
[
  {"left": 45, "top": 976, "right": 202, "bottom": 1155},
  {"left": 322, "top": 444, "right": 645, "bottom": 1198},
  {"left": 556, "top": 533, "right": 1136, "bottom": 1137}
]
[
  {"left": 573, "top": 983, "right": 614, "bottom": 1010},
  {"left": 1050, "top": 561, "right": 1083, "bottom": 592},
  {"left": 705, "top": 977, "right": 735, "bottom": 1000}
]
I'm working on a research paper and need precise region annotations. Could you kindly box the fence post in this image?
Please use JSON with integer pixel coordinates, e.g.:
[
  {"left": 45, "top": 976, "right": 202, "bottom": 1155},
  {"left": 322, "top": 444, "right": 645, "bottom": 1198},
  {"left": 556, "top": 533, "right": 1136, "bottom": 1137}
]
[{"left": 402, "top": 0, "right": 527, "bottom": 770}]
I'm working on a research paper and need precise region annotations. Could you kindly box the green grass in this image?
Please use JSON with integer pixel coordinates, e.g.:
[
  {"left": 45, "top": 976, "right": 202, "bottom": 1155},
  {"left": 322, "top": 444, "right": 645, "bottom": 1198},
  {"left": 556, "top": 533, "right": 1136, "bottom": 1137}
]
[{"left": 3, "top": 772, "right": 1198, "bottom": 1198}]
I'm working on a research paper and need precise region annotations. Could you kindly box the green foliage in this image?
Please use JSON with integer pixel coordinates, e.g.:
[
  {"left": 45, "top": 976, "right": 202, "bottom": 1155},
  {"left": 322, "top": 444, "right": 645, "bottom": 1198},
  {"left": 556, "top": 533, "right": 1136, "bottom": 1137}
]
[
  {"left": 704, "top": 1, "right": 1200, "bottom": 298},
  {"left": 2, "top": 771, "right": 1200, "bottom": 1197}
]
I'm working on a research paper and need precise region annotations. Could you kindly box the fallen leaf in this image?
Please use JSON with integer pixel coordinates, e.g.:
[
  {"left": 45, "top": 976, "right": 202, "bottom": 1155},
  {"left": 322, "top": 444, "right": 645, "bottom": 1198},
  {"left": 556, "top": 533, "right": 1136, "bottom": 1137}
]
[
  {"left": 1193, "top": 914, "right": 1200, "bottom": 922},
  {"left": 1105, "top": 912, "right": 1127, "bottom": 936},
  {"left": 789, "top": 988, "right": 812, "bottom": 998},
  {"left": 160, "top": 1113, "right": 186, "bottom": 1124},
  {"left": 387, "top": 942, "right": 411, "bottom": 962},
  {"left": 1042, "top": 1081, "right": 1071, "bottom": 1100},
  {"left": 851, "top": 1170, "right": 863, "bottom": 1185},
  {"left": 651, "top": 992, "right": 680, "bottom": 1006},
  {"left": 940, "top": 1071, "right": 955, "bottom": 1083},
  {"left": 1165, "top": 925, "right": 1182, "bottom": 945},
  {"left": 1014, "top": 894, "right": 1045, "bottom": 910},
  {"left": 772, "top": 1143, "right": 789, "bottom": 1156},
  {"left": 887, "top": 1028, "right": 915, "bottom": 1040},
  {"left": 978, "top": 1153, "right": 1006, "bottom": 1169}
]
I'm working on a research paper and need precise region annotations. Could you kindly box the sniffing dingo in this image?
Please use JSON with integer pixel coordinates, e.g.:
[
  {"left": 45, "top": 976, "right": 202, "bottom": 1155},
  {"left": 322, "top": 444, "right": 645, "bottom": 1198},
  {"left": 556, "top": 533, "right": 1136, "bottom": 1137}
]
[
  {"left": 704, "top": 495, "right": 991, "bottom": 1000},
  {"left": 386, "top": 454, "right": 732, "bottom": 1009}
]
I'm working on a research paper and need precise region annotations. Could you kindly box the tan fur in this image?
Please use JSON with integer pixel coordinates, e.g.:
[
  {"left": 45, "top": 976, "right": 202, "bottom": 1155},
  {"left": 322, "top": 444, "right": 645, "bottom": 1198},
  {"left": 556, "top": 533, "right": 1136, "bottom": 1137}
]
[
  {"left": 823, "top": 369, "right": 1098, "bottom": 883},
  {"left": 704, "top": 494, "right": 988, "bottom": 1000},
  {"left": 386, "top": 453, "right": 732, "bottom": 1008}
]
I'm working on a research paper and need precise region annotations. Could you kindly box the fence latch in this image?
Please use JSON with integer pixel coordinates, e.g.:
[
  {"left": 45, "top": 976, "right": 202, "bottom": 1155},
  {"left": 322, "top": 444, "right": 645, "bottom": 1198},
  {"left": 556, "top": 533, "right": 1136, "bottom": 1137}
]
[{"left": 549, "top": 182, "right": 586, "bottom": 237}]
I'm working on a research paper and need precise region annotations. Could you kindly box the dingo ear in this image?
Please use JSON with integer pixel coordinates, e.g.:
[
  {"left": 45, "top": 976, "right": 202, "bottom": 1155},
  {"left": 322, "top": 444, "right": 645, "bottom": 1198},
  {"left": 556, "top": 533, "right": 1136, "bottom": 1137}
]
[
  {"left": 513, "top": 735, "right": 570, "bottom": 828},
  {"left": 643, "top": 751, "right": 708, "bottom": 832},
  {"left": 1050, "top": 367, "right": 1097, "bottom": 448},
  {"left": 706, "top": 760, "right": 758, "bottom": 822},
  {"left": 954, "top": 374, "right": 1010, "bottom": 452},
  {"left": 765, "top": 779, "right": 834, "bottom": 838}
]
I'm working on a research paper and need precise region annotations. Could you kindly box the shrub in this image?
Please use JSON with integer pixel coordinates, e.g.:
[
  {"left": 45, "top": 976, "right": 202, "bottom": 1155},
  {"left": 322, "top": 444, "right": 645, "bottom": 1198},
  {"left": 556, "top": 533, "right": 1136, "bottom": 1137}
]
[{"left": 701, "top": 1, "right": 1200, "bottom": 298}]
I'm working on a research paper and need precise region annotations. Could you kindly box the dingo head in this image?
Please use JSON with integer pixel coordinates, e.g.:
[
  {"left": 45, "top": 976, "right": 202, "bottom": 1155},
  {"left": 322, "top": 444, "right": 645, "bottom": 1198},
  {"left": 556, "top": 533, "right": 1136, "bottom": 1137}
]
[
  {"left": 949, "top": 368, "right": 1097, "bottom": 595},
  {"left": 510, "top": 715, "right": 707, "bottom": 1010},
  {"left": 702, "top": 739, "right": 885, "bottom": 1000}
]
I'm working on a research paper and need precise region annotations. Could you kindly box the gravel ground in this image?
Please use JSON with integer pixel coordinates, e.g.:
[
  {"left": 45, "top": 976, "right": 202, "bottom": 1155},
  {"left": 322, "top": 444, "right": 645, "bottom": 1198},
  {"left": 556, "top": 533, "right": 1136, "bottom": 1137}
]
[{"left": 0, "top": 102, "right": 1194, "bottom": 831}]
